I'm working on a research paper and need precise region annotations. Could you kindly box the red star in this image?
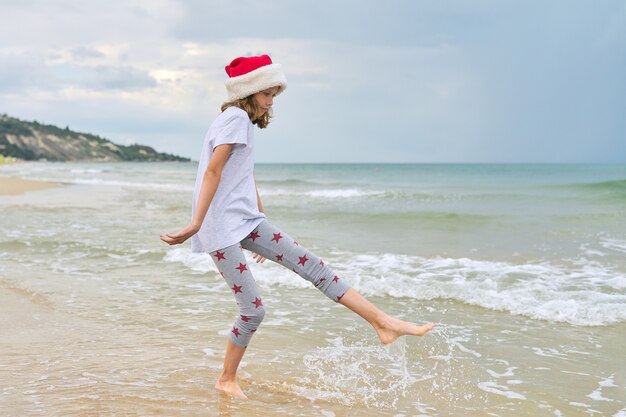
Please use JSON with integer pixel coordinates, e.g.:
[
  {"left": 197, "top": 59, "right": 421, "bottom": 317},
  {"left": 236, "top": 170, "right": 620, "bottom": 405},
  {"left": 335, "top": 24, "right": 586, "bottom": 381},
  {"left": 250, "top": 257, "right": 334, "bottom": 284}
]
[
  {"left": 316, "top": 277, "right": 327, "bottom": 287},
  {"left": 298, "top": 255, "right": 309, "bottom": 266},
  {"left": 336, "top": 293, "right": 344, "bottom": 302},
  {"left": 231, "top": 327, "right": 241, "bottom": 337},
  {"left": 252, "top": 297, "right": 263, "bottom": 308},
  {"left": 236, "top": 263, "right": 248, "bottom": 273},
  {"left": 240, "top": 315, "right": 250, "bottom": 322},
  {"left": 332, "top": 276, "right": 340, "bottom": 283},
  {"left": 231, "top": 284, "right": 243, "bottom": 294},
  {"left": 248, "top": 230, "right": 260, "bottom": 241},
  {"left": 271, "top": 232, "right": 283, "bottom": 243},
  {"left": 214, "top": 251, "right": 226, "bottom": 261},
  {"left": 275, "top": 254, "right": 284, "bottom": 262},
  {"left": 319, "top": 259, "right": 324, "bottom": 266}
]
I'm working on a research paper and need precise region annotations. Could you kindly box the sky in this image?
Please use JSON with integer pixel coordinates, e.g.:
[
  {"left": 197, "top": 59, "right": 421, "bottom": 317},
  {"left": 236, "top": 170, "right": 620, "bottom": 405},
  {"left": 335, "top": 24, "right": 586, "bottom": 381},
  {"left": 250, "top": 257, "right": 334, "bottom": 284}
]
[{"left": 0, "top": 0, "right": 625, "bottom": 163}]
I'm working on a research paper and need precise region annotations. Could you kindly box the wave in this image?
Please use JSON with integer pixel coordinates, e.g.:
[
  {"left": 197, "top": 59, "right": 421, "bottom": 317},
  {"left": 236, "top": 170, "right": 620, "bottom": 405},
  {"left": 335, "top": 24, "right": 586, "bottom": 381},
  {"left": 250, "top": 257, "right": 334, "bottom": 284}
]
[
  {"left": 261, "top": 187, "right": 526, "bottom": 203},
  {"left": 262, "top": 188, "right": 386, "bottom": 199},
  {"left": 259, "top": 178, "right": 324, "bottom": 187},
  {"left": 164, "top": 248, "right": 626, "bottom": 326},
  {"left": 47, "top": 177, "right": 193, "bottom": 192},
  {"left": 548, "top": 179, "right": 626, "bottom": 199},
  {"left": 70, "top": 168, "right": 103, "bottom": 174},
  {"left": 580, "top": 179, "right": 626, "bottom": 191},
  {"left": 600, "top": 238, "right": 626, "bottom": 254},
  {"left": 296, "top": 210, "right": 497, "bottom": 227}
]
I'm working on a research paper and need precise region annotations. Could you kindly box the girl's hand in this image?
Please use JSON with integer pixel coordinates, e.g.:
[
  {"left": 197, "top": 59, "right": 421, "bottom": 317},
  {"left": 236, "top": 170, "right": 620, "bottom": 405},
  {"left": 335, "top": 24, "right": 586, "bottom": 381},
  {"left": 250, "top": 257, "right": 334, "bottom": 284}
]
[
  {"left": 252, "top": 253, "right": 266, "bottom": 263},
  {"left": 160, "top": 224, "right": 199, "bottom": 245}
]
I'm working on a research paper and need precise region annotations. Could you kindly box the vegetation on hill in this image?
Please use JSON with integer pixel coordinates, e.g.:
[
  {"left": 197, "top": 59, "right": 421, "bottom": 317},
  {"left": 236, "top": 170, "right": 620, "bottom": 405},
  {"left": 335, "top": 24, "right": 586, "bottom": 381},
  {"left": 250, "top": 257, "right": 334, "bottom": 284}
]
[{"left": 0, "top": 114, "right": 189, "bottom": 162}]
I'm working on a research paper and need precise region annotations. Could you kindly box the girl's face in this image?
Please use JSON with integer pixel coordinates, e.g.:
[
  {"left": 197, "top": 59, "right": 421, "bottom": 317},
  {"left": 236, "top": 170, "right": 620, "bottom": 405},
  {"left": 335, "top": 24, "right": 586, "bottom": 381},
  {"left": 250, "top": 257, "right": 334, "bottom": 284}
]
[{"left": 252, "top": 87, "right": 279, "bottom": 118}]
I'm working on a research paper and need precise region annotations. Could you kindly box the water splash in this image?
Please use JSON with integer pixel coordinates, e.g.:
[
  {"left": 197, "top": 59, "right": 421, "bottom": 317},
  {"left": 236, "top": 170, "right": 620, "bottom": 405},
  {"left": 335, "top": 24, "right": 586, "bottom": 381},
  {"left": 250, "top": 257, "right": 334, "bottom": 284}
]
[{"left": 297, "top": 337, "right": 415, "bottom": 409}]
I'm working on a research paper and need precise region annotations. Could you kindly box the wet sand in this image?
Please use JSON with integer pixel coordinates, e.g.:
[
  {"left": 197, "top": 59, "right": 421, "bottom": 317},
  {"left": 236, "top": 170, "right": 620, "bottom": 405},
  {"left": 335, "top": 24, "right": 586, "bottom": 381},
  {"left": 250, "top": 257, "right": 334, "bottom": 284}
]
[
  {"left": 0, "top": 283, "right": 360, "bottom": 416},
  {"left": 0, "top": 176, "right": 62, "bottom": 196}
]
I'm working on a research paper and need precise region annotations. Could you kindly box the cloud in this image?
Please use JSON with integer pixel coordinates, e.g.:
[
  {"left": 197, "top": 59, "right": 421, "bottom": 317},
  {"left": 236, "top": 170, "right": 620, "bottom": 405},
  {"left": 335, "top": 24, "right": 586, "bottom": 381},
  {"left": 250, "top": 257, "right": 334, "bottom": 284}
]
[
  {"left": 0, "top": 50, "right": 49, "bottom": 93},
  {"left": 0, "top": 0, "right": 624, "bottom": 162},
  {"left": 51, "top": 63, "right": 158, "bottom": 91},
  {"left": 0, "top": 49, "right": 156, "bottom": 94},
  {"left": 70, "top": 46, "right": 106, "bottom": 60}
]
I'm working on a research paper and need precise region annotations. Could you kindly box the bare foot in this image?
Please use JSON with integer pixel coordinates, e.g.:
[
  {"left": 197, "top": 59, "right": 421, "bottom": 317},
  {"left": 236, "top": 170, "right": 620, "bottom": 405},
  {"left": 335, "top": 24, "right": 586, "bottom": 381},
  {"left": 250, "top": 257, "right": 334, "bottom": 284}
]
[
  {"left": 375, "top": 315, "right": 435, "bottom": 345},
  {"left": 215, "top": 377, "right": 248, "bottom": 399}
]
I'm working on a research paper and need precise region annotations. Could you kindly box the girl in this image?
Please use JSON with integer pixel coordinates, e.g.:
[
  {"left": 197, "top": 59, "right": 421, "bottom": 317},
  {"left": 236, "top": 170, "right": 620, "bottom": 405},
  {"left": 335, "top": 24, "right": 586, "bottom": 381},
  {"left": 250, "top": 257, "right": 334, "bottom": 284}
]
[{"left": 160, "top": 54, "right": 434, "bottom": 399}]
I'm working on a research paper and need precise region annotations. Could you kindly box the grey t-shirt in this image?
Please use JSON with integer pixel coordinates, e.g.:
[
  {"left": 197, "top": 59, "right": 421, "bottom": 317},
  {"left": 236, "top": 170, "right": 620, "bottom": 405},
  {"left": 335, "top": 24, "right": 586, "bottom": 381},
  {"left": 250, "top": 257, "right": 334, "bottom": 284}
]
[{"left": 190, "top": 106, "right": 266, "bottom": 253}]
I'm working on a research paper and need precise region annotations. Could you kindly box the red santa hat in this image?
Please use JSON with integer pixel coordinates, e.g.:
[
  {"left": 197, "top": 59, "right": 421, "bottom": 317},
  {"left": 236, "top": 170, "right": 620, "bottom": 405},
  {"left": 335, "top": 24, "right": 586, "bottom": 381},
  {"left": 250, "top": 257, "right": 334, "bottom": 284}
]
[{"left": 224, "top": 54, "right": 288, "bottom": 101}]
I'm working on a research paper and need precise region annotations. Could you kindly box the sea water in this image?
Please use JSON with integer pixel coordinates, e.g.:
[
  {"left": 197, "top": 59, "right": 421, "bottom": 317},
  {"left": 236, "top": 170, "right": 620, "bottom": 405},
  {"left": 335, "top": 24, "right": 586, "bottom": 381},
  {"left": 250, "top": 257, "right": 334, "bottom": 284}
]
[{"left": 0, "top": 162, "right": 625, "bottom": 416}]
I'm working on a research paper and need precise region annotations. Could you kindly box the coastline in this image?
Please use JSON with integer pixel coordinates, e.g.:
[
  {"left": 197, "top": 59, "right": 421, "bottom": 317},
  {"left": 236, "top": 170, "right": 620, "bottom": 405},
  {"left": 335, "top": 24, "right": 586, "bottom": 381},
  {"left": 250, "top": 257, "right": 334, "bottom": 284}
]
[{"left": 0, "top": 175, "right": 62, "bottom": 196}]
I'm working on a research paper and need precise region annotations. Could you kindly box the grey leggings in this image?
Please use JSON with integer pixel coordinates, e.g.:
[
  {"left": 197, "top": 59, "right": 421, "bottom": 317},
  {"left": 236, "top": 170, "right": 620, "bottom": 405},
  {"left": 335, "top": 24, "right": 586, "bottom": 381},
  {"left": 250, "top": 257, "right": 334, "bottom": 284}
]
[{"left": 209, "top": 219, "right": 350, "bottom": 348}]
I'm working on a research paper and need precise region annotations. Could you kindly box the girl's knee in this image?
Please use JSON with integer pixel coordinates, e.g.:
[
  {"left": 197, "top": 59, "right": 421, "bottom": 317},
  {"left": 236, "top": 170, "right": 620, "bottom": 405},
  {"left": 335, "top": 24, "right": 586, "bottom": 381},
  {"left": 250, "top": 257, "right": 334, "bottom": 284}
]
[
  {"left": 252, "top": 306, "right": 266, "bottom": 323},
  {"left": 240, "top": 306, "right": 265, "bottom": 327}
]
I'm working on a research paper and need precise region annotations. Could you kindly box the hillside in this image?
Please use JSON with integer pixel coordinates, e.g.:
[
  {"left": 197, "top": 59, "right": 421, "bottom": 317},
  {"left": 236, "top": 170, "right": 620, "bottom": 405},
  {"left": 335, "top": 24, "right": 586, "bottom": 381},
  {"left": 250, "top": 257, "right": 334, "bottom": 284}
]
[{"left": 0, "top": 114, "right": 189, "bottom": 162}]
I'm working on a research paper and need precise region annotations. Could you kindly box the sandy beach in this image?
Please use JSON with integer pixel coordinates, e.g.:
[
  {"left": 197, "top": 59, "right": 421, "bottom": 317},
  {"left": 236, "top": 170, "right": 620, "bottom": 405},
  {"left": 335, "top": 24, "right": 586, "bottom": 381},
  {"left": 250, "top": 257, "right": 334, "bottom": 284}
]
[
  {"left": 1, "top": 162, "right": 625, "bottom": 416},
  {"left": 0, "top": 176, "right": 62, "bottom": 196}
]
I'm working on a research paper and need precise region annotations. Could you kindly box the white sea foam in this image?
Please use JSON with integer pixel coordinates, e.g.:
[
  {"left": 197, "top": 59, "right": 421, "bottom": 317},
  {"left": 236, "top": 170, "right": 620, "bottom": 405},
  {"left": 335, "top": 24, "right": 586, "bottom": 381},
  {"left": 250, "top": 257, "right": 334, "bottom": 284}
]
[
  {"left": 261, "top": 188, "right": 385, "bottom": 199},
  {"left": 163, "top": 248, "right": 216, "bottom": 274},
  {"left": 587, "top": 374, "right": 617, "bottom": 402},
  {"left": 202, "top": 348, "right": 217, "bottom": 357},
  {"left": 70, "top": 168, "right": 103, "bottom": 174},
  {"left": 477, "top": 381, "right": 526, "bottom": 400},
  {"left": 486, "top": 367, "right": 517, "bottom": 378},
  {"left": 569, "top": 401, "right": 591, "bottom": 408},
  {"left": 304, "top": 189, "right": 384, "bottom": 198},
  {"left": 164, "top": 247, "right": 626, "bottom": 326},
  {"left": 64, "top": 178, "right": 193, "bottom": 191},
  {"left": 600, "top": 238, "right": 626, "bottom": 254},
  {"left": 297, "top": 338, "right": 415, "bottom": 408},
  {"left": 339, "top": 252, "right": 626, "bottom": 326},
  {"left": 614, "top": 407, "right": 626, "bottom": 417}
]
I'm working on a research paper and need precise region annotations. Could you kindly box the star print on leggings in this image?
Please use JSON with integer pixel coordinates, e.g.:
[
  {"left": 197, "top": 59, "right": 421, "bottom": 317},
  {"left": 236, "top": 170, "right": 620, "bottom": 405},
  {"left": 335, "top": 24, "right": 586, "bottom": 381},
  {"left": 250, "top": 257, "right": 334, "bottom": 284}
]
[
  {"left": 248, "top": 230, "right": 260, "bottom": 241},
  {"left": 271, "top": 232, "right": 283, "bottom": 243},
  {"left": 231, "top": 284, "right": 243, "bottom": 294},
  {"left": 298, "top": 255, "right": 309, "bottom": 266},
  {"left": 236, "top": 263, "right": 248, "bottom": 273},
  {"left": 232, "top": 327, "right": 241, "bottom": 337},
  {"left": 252, "top": 297, "right": 263, "bottom": 308},
  {"left": 214, "top": 251, "right": 226, "bottom": 261}
]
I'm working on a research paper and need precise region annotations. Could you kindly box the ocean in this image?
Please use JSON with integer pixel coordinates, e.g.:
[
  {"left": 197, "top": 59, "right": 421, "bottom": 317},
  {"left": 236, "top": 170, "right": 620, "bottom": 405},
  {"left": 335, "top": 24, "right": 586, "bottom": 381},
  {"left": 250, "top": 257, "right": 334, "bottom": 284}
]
[{"left": 1, "top": 162, "right": 625, "bottom": 416}]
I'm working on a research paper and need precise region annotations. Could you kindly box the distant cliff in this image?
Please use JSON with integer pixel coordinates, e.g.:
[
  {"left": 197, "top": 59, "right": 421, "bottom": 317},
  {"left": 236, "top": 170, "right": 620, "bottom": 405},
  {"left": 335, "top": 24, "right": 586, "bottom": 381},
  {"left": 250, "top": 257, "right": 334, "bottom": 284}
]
[{"left": 0, "top": 114, "right": 189, "bottom": 162}]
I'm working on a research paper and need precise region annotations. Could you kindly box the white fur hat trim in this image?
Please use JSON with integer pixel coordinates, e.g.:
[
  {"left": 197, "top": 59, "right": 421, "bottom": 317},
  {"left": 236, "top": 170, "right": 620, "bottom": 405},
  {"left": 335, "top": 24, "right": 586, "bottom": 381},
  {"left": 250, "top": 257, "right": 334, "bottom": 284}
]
[{"left": 225, "top": 63, "right": 288, "bottom": 101}]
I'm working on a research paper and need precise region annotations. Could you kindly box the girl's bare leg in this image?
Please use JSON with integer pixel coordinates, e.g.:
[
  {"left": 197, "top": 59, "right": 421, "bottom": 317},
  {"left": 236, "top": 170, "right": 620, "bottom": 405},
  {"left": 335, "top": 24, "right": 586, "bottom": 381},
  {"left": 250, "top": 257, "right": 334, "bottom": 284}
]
[
  {"left": 215, "top": 339, "right": 248, "bottom": 399},
  {"left": 338, "top": 288, "right": 435, "bottom": 344}
]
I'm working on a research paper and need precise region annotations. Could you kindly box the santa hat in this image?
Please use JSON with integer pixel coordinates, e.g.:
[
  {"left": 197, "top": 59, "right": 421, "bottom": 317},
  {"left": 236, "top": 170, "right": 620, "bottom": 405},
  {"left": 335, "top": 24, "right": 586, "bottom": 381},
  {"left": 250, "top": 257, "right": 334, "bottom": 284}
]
[{"left": 224, "top": 54, "right": 288, "bottom": 101}]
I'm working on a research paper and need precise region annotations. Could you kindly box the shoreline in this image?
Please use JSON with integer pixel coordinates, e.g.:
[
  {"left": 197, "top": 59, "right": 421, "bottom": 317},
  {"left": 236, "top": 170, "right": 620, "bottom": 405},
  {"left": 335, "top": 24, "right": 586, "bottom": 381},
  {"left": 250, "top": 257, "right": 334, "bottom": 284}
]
[{"left": 0, "top": 175, "right": 63, "bottom": 196}]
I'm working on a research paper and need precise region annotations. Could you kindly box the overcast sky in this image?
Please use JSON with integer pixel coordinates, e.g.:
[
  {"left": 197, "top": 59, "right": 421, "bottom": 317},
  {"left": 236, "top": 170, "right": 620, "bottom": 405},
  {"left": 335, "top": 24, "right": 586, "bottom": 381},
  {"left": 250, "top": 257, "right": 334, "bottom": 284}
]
[{"left": 1, "top": 1, "right": 624, "bottom": 163}]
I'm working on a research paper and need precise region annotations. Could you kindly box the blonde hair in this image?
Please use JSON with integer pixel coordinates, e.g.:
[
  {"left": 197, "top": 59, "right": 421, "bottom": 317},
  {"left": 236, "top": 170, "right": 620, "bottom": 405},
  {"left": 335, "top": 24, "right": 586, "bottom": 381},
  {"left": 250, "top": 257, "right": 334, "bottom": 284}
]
[{"left": 220, "top": 94, "right": 272, "bottom": 129}]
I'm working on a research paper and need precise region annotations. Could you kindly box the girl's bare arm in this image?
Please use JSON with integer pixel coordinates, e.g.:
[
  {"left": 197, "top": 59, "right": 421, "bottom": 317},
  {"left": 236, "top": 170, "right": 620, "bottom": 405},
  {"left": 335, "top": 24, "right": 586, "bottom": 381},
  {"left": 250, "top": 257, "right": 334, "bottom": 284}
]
[{"left": 160, "top": 144, "right": 233, "bottom": 245}]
